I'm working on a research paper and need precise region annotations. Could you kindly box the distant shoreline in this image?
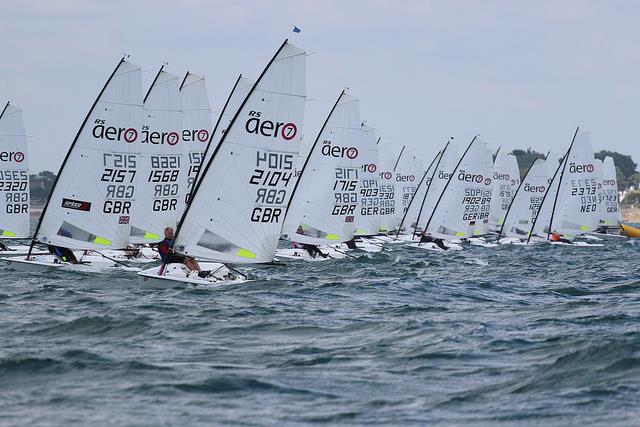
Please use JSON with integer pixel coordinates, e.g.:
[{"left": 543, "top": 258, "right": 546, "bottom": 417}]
[
  {"left": 622, "top": 207, "right": 640, "bottom": 222},
  {"left": 28, "top": 206, "right": 640, "bottom": 223}
]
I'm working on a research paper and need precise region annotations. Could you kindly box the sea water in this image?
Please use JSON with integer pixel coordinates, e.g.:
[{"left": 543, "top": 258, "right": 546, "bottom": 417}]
[{"left": 1, "top": 238, "right": 639, "bottom": 425}]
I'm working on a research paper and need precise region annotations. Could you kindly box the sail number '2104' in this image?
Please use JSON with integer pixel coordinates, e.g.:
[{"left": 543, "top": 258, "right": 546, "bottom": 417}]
[{"left": 249, "top": 150, "right": 294, "bottom": 223}]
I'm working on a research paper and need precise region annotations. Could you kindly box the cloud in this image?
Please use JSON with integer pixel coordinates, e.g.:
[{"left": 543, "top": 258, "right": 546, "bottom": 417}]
[{"left": 1, "top": 0, "right": 638, "bottom": 171}]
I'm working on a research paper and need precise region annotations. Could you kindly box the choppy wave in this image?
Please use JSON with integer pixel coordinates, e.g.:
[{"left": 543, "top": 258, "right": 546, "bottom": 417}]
[{"left": 1, "top": 238, "right": 639, "bottom": 425}]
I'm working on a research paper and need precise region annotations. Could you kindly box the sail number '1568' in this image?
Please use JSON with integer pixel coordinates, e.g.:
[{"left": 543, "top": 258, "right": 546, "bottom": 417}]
[{"left": 148, "top": 155, "right": 181, "bottom": 211}]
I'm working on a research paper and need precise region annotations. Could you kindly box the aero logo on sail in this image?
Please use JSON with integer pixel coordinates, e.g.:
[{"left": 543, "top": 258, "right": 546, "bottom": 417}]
[
  {"left": 0, "top": 151, "right": 24, "bottom": 163},
  {"left": 457, "top": 170, "right": 485, "bottom": 184},
  {"left": 568, "top": 163, "right": 595, "bottom": 173},
  {"left": 395, "top": 174, "right": 415, "bottom": 182},
  {"left": 321, "top": 141, "right": 359, "bottom": 159},
  {"left": 245, "top": 111, "right": 297, "bottom": 141},
  {"left": 524, "top": 183, "right": 545, "bottom": 193},
  {"left": 93, "top": 120, "right": 138, "bottom": 143},
  {"left": 182, "top": 129, "right": 210, "bottom": 143}
]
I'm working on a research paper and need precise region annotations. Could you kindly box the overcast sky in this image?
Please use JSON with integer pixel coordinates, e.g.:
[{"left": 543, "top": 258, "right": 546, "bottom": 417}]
[{"left": 1, "top": 0, "right": 638, "bottom": 172}]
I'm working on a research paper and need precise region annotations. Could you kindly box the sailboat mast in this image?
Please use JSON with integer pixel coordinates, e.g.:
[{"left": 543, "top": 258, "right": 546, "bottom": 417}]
[
  {"left": 283, "top": 90, "right": 345, "bottom": 221},
  {"left": 172, "top": 40, "right": 289, "bottom": 246},
  {"left": 545, "top": 126, "right": 580, "bottom": 240},
  {"left": 413, "top": 140, "right": 452, "bottom": 240},
  {"left": 392, "top": 145, "right": 406, "bottom": 172},
  {"left": 420, "top": 135, "right": 477, "bottom": 245},
  {"left": 185, "top": 73, "right": 243, "bottom": 204},
  {"left": 27, "top": 58, "right": 126, "bottom": 258},
  {"left": 0, "top": 101, "right": 9, "bottom": 119},
  {"left": 525, "top": 129, "right": 578, "bottom": 243},
  {"left": 497, "top": 156, "right": 540, "bottom": 239},
  {"left": 395, "top": 148, "right": 441, "bottom": 239}
]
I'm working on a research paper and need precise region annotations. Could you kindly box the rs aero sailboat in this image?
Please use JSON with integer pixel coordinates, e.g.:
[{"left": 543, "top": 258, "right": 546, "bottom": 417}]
[
  {"left": 0, "top": 102, "right": 48, "bottom": 257},
  {"left": 138, "top": 39, "right": 308, "bottom": 288},
  {"left": 2, "top": 59, "right": 146, "bottom": 272}
]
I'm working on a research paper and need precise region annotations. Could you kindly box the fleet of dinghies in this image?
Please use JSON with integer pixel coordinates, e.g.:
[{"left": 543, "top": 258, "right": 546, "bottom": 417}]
[{"left": 0, "top": 40, "right": 630, "bottom": 287}]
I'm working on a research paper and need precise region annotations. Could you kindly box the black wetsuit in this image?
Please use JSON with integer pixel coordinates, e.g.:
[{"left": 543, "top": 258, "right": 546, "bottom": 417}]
[
  {"left": 420, "top": 235, "right": 448, "bottom": 250},
  {"left": 47, "top": 245, "right": 78, "bottom": 263},
  {"left": 158, "top": 238, "right": 186, "bottom": 264},
  {"left": 344, "top": 239, "right": 358, "bottom": 250},
  {"left": 302, "top": 244, "right": 327, "bottom": 259}
]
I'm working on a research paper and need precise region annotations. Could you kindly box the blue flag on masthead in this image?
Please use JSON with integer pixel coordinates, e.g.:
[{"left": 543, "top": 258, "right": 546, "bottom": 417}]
[{"left": 293, "top": 26, "right": 301, "bottom": 33}]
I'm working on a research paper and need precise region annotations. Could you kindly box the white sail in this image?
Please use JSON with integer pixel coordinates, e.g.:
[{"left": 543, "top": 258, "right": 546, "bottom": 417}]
[
  {"left": 597, "top": 156, "right": 621, "bottom": 228},
  {"left": 425, "top": 138, "right": 493, "bottom": 239},
  {"left": 551, "top": 131, "right": 599, "bottom": 235},
  {"left": 489, "top": 149, "right": 520, "bottom": 231},
  {"left": 416, "top": 142, "right": 461, "bottom": 233},
  {"left": 283, "top": 92, "right": 363, "bottom": 244},
  {"left": 130, "top": 68, "right": 185, "bottom": 244},
  {"left": 531, "top": 155, "right": 564, "bottom": 237},
  {"left": 36, "top": 59, "right": 143, "bottom": 250},
  {"left": 392, "top": 148, "right": 420, "bottom": 231},
  {"left": 355, "top": 124, "right": 380, "bottom": 236},
  {"left": 179, "top": 72, "right": 212, "bottom": 202},
  {"left": 400, "top": 150, "right": 441, "bottom": 235},
  {"left": 204, "top": 75, "right": 254, "bottom": 170},
  {"left": 173, "top": 41, "right": 306, "bottom": 263},
  {"left": 377, "top": 141, "right": 398, "bottom": 232},
  {"left": 0, "top": 102, "right": 30, "bottom": 238},
  {"left": 476, "top": 141, "right": 496, "bottom": 235},
  {"left": 500, "top": 158, "right": 548, "bottom": 238}
]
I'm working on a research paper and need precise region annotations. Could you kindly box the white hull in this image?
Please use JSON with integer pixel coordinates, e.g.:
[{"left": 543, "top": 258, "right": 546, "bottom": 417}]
[
  {"left": 465, "top": 237, "right": 498, "bottom": 248},
  {"left": 275, "top": 247, "right": 346, "bottom": 261},
  {"left": 0, "top": 245, "right": 48, "bottom": 257},
  {"left": 407, "top": 241, "right": 463, "bottom": 252},
  {"left": 499, "top": 237, "right": 531, "bottom": 246},
  {"left": 588, "top": 232, "right": 626, "bottom": 239},
  {"left": 550, "top": 241, "right": 605, "bottom": 247},
  {"left": 94, "top": 247, "right": 160, "bottom": 264},
  {"left": 138, "top": 263, "right": 247, "bottom": 290},
  {"left": 332, "top": 240, "right": 383, "bottom": 253},
  {"left": 1, "top": 255, "right": 140, "bottom": 273},
  {"left": 385, "top": 233, "right": 420, "bottom": 244}
]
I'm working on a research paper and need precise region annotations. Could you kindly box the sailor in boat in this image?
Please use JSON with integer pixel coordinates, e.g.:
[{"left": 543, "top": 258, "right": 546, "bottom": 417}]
[
  {"left": 291, "top": 225, "right": 327, "bottom": 258},
  {"left": 123, "top": 244, "right": 141, "bottom": 259},
  {"left": 46, "top": 227, "right": 79, "bottom": 263},
  {"left": 158, "top": 227, "right": 211, "bottom": 278},
  {"left": 550, "top": 231, "right": 572, "bottom": 244},
  {"left": 291, "top": 241, "right": 327, "bottom": 259},
  {"left": 420, "top": 233, "right": 448, "bottom": 250},
  {"left": 343, "top": 239, "right": 358, "bottom": 250}
]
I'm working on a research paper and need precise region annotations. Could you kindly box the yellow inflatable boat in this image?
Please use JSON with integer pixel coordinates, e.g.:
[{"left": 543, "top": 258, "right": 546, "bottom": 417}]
[{"left": 620, "top": 223, "right": 640, "bottom": 238}]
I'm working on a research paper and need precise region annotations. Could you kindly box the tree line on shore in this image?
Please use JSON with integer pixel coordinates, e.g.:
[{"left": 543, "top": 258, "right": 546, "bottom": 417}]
[{"left": 28, "top": 149, "right": 639, "bottom": 206}]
